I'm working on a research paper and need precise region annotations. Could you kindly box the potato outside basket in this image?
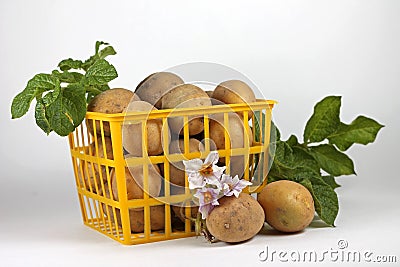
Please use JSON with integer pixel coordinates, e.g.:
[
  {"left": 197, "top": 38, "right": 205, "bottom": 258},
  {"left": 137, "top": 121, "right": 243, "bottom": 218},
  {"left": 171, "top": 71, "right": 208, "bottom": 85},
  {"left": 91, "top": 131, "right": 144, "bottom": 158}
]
[{"left": 68, "top": 99, "right": 276, "bottom": 245}]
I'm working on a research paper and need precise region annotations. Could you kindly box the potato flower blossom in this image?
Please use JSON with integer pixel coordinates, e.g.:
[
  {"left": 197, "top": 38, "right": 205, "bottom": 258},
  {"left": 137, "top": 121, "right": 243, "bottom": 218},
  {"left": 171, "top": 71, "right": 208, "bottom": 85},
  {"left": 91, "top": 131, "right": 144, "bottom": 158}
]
[
  {"left": 220, "top": 174, "right": 252, "bottom": 197},
  {"left": 194, "top": 187, "right": 220, "bottom": 219},
  {"left": 183, "top": 151, "right": 225, "bottom": 190},
  {"left": 183, "top": 151, "right": 253, "bottom": 219}
]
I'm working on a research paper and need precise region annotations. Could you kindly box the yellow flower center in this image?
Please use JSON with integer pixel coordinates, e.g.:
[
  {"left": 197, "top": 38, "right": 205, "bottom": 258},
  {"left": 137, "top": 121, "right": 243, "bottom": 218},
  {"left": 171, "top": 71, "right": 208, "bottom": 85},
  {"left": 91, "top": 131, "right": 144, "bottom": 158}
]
[
  {"left": 203, "top": 191, "right": 212, "bottom": 203},
  {"left": 199, "top": 162, "right": 213, "bottom": 177}
]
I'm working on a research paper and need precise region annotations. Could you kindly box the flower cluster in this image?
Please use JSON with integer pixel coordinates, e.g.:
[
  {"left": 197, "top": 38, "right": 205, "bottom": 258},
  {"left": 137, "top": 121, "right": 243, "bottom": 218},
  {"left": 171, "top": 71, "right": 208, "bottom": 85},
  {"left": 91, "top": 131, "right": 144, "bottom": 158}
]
[{"left": 183, "top": 151, "right": 252, "bottom": 219}]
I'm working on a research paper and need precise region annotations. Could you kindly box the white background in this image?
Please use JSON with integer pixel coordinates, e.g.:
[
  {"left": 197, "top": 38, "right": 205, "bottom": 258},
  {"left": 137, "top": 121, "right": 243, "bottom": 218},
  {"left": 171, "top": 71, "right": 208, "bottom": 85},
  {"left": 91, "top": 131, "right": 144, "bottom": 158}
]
[{"left": 1, "top": 0, "right": 399, "bottom": 266}]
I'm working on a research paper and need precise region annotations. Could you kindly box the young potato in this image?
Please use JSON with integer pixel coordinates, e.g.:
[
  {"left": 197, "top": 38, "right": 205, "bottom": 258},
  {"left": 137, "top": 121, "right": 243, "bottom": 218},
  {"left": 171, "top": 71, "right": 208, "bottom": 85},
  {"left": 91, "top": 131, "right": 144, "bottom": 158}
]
[
  {"left": 257, "top": 180, "right": 315, "bottom": 232},
  {"left": 135, "top": 72, "right": 184, "bottom": 109},
  {"left": 212, "top": 80, "right": 256, "bottom": 119},
  {"left": 161, "top": 84, "right": 212, "bottom": 135},
  {"left": 110, "top": 165, "right": 162, "bottom": 210},
  {"left": 90, "top": 136, "right": 114, "bottom": 180},
  {"left": 206, "top": 193, "right": 265, "bottom": 243},
  {"left": 205, "top": 90, "right": 224, "bottom": 105},
  {"left": 77, "top": 137, "right": 113, "bottom": 192},
  {"left": 103, "top": 203, "right": 165, "bottom": 233},
  {"left": 167, "top": 138, "right": 205, "bottom": 188},
  {"left": 77, "top": 160, "right": 98, "bottom": 192},
  {"left": 100, "top": 187, "right": 165, "bottom": 232},
  {"left": 87, "top": 88, "right": 140, "bottom": 136},
  {"left": 122, "top": 101, "right": 165, "bottom": 156},
  {"left": 172, "top": 202, "right": 199, "bottom": 223},
  {"left": 209, "top": 112, "right": 253, "bottom": 177}
]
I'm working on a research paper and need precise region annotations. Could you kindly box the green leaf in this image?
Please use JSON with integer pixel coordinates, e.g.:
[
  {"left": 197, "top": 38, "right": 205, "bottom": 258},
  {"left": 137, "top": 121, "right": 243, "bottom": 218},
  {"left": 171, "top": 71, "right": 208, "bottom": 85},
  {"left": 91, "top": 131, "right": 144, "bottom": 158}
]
[
  {"left": 84, "top": 59, "right": 118, "bottom": 85},
  {"left": 58, "top": 58, "right": 83, "bottom": 71},
  {"left": 292, "top": 147, "right": 320, "bottom": 175},
  {"left": 328, "top": 116, "right": 384, "bottom": 151},
  {"left": 52, "top": 70, "right": 84, "bottom": 83},
  {"left": 310, "top": 144, "right": 355, "bottom": 176},
  {"left": 99, "top": 46, "right": 116, "bottom": 59},
  {"left": 301, "top": 177, "right": 339, "bottom": 226},
  {"left": 35, "top": 99, "right": 52, "bottom": 134},
  {"left": 86, "top": 84, "right": 109, "bottom": 103},
  {"left": 304, "top": 96, "right": 341, "bottom": 143},
  {"left": 273, "top": 141, "right": 294, "bottom": 169},
  {"left": 287, "top": 134, "right": 299, "bottom": 146},
  {"left": 321, "top": 175, "right": 341, "bottom": 189},
  {"left": 11, "top": 74, "right": 60, "bottom": 119},
  {"left": 95, "top": 41, "right": 109, "bottom": 54},
  {"left": 47, "top": 83, "right": 86, "bottom": 136},
  {"left": 254, "top": 113, "right": 280, "bottom": 143}
]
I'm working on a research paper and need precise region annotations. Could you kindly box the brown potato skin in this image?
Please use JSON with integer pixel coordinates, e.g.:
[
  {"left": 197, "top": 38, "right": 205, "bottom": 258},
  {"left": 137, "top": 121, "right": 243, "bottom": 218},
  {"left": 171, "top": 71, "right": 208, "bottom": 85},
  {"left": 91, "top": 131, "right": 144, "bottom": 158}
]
[
  {"left": 122, "top": 101, "right": 165, "bottom": 156},
  {"left": 212, "top": 80, "right": 256, "bottom": 119},
  {"left": 172, "top": 204, "right": 199, "bottom": 223},
  {"left": 135, "top": 72, "right": 184, "bottom": 109},
  {"left": 78, "top": 137, "right": 113, "bottom": 192},
  {"left": 104, "top": 204, "right": 165, "bottom": 233},
  {"left": 209, "top": 113, "right": 253, "bottom": 177},
  {"left": 257, "top": 180, "right": 315, "bottom": 232},
  {"left": 168, "top": 138, "right": 205, "bottom": 187},
  {"left": 161, "top": 84, "right": 212, "bottom": 135},
  {"left": 206, "top": 194, "right": 265, "bottom": 243},
  {"left": 110, "top": 165, "right": 162, "bottom": 210},
  {"left": 101, "top": 187, "right": 165, "bottom": 233},
  {"left": 86, "top": 88, "right": 139, "bottom": 136}
]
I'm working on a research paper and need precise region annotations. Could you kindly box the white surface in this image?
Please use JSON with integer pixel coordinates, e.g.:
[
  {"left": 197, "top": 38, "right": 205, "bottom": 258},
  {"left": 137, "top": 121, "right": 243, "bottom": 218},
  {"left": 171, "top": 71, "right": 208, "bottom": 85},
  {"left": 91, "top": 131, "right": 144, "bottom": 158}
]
[{"left": 1, "top": 0, "right": 399, "bottom": 266}]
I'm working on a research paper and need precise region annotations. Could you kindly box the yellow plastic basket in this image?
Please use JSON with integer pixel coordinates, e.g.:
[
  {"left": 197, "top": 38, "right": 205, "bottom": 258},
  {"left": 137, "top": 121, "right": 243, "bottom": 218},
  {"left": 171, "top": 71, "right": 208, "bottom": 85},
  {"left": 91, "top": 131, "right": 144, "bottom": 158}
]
[{"left": 68, "top": 99, "right": 276, "bottom": 245}]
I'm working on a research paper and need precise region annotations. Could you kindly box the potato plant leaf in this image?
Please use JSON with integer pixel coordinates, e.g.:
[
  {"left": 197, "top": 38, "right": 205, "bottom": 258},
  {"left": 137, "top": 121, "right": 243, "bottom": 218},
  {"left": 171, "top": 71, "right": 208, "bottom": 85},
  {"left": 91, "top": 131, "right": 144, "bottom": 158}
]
[
  {"left": 47, "top": 84, "right": 86, "bottom": 136},
  {"left": 328, "top": 116, "right": 384, "bottom": 151},
  {"left": 321, "top": 175, "right": 341, "bottom": 189},
  {"left": 300, "top": 177, "right": 339, "bottom": 226},
  {"left": 34, "top": 99, "right": 52, "bottom": 134},
  {"left": 11, "top": 74, "right": 60, "bottom": 119},
  {"left": 85, "top": 59, "right": 118, "bottom": 85},
  {"left": 58, "top": 58, "right": 83, "bottom": 71},
  {"left": 265, "top": 96, "right": 383, "bottom": 227},
  {"left": 303, "top": 96, "right": 341, "bottom": 143},
  {"left": 310, "top": 144, "right": 355, "bottom": 176},
  {"left": 11, "top": 41, "right": 118, "bottom": 136}
]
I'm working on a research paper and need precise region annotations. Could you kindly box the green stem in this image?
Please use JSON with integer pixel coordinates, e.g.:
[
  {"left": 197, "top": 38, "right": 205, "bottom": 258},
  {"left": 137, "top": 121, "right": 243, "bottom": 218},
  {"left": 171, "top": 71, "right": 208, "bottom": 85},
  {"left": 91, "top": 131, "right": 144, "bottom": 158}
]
[{"left": 85, "top": 86, "right": 102, "bottom": 95}]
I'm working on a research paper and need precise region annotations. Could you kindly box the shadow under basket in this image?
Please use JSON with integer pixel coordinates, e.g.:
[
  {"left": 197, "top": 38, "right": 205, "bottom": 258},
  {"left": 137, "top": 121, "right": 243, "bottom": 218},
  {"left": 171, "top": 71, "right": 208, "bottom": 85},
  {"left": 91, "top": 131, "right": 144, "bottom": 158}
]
[{"left": 68, "top": 99, "right": 276, "bottom": 245}]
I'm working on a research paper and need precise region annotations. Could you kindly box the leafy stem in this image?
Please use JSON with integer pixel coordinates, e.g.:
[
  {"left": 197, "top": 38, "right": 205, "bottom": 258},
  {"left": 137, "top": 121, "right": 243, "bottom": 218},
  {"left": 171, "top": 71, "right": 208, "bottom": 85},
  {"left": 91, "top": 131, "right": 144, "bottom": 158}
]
[
  {"left": 256, "top": 95, "right": 384, "bottom": 226},
  {"left": 11, "top": 41, "right": 118, "bottom": 136}
]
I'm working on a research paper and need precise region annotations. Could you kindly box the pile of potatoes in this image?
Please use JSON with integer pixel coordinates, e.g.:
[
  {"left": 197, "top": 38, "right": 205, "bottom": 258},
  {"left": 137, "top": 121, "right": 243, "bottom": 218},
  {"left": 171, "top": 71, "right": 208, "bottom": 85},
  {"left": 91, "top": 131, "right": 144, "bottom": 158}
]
[{"left": 80, "top": 71, "right": 259, "bottom": 234}]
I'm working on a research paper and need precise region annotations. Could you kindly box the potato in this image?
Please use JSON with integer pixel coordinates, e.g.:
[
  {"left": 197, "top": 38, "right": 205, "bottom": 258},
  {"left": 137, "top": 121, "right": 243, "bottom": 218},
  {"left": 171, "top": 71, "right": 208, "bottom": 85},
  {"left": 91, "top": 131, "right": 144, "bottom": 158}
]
[
  {"left": 90, "top": 136, "right": 114, "bottom": 179},
  {"left": 87, "top": 88, "right": 140, "bottom": 136},
  {"left": 100, "top": 187, "right": 165, "bottom": 232},
  {"left": 167, "top": 138, "right": 205, "bottom": 188},
  {"left": 206, "top": 90, "right": 224, "bottom": 105},
  {"left": 212, "top": 80, "right": 256, "bottom": 119},
  {"left": 77, "top": 137, "right": 113, "bottom": 192},
  {"left": 77, "top": 160, "right": 98, "bottom": 191},
  {"left": 161, "top": 84, "right": 212, "bottom": 135},
  {"left": 110, "top": 165, "right": 162, "bottom": 209},
  {"left": 122, "top": 101, "right": 165, "bottom": 156},
  {"left": 257, "top": 180, "right": 315, "bottom": 232},
  {"left": 135, "top": 72, "right": 184, "bottom": 109},
  {"left": 128, "top": 205, "right": 165, "bottom": 232},
  {"left": 172, "top": 203, "right": 198, "bottom": 223},
  {"left": 206, "top": 193, "right": 265, "bottom": 243},
  {"left": 103, "top": 204, "right": 165, "bottom": 233},
  {"left": 209, "top": 113, "right": 253, "bottom": 177}
]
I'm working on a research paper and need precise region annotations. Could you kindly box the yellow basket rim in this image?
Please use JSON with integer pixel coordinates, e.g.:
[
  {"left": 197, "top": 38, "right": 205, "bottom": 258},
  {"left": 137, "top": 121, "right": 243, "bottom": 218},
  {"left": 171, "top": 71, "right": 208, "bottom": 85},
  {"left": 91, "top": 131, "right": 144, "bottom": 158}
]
[{"left": 86, "top": 99, "right": 277, "bottom": 121}]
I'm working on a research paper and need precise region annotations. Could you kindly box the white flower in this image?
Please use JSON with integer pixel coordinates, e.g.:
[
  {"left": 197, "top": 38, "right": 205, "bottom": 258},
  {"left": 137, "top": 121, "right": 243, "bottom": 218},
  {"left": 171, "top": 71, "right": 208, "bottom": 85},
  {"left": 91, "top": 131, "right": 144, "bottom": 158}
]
[
  {"left": 221, "top": 174, "right": 252, "bottom": 198},
  {"left": 194, "top": 187, "right": 220, "bottom": 219},
  {"left": 183, "top": 151, "right": 225, "bottom": 190}
]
